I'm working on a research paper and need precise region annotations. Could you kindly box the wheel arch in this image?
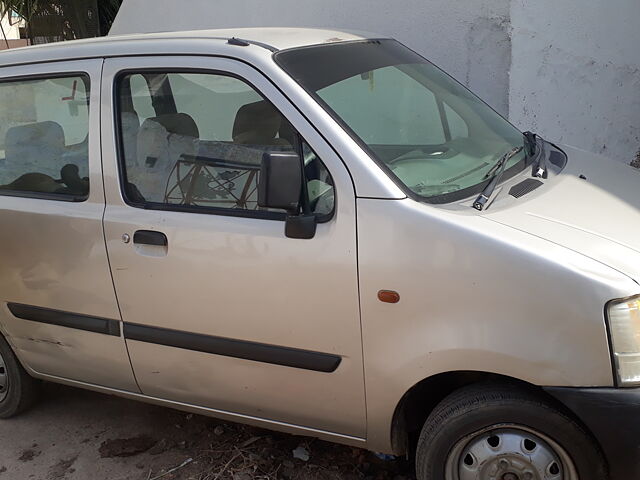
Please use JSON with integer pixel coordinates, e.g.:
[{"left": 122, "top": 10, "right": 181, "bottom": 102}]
[{"left": 389, "top": 370, "right": 606, "bottom": 464}]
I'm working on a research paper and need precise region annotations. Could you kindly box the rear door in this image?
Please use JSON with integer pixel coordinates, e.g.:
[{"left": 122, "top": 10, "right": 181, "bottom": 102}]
[
  {"left": 0, "top": 60, "right": 138, "bottom": 391},
  {"left": 101, "top": 55, "right": 365, "bottom": 437}
]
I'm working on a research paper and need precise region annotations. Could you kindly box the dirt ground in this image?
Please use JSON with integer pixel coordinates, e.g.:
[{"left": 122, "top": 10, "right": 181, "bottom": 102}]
[{"left": 0, "top": 383, "right": 416, "bottom": 480}]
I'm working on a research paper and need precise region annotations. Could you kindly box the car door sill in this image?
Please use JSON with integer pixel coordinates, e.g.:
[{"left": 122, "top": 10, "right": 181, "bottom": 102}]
[{"left": 29, "top": 371, "right": 367, "bottom": 446}]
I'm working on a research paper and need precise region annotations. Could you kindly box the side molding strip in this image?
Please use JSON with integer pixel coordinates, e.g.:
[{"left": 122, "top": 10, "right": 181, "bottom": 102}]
[
  {"left": 123, "top": 323, "right": 342, "bottom": 373},
  {"left": 7, "top": 303, "right": 121, "bottom": 337}
]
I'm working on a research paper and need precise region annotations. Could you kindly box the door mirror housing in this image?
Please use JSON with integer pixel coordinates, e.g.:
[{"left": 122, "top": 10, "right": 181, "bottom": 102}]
[
  {"left": 258, "top": 151, "right": 302, "bottom": 212},
  {"left": 258, "top": 151, "right": 317, "bottom": 240}
]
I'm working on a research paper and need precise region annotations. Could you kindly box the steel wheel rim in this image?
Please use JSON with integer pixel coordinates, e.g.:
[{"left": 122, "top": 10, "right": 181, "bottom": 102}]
[
  {"left": 0, "top": 349, "right": 8, "bottom": 402},
  {"left": 445, "top": 423, "right": 578, "bottom": 480}
]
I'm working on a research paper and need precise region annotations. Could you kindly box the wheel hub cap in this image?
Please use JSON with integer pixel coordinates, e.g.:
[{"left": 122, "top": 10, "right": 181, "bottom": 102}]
[{"left": 450, "top": 426, "right": 570, "bottom": 480}]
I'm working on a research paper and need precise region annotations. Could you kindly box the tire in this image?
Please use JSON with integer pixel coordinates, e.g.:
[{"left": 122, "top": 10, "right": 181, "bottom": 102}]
[
  {"left": 416, "top": 383, "right": 607, "bottom": 480},
  {"left": 0, "top": 334, "right": 40, "bottom": 418}
]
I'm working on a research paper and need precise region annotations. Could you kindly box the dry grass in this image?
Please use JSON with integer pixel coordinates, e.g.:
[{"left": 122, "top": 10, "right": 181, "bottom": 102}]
[{"left": 101, "top": 410, "right": 414, "bottom": 480}]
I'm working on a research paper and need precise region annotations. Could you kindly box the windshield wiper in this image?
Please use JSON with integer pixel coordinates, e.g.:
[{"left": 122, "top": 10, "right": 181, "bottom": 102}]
[
  {"left": 524, "top": 131, "right": 547, "bottom": 178},
  {"left": 472, "top": 146, "right": 523, "bottom": 211}
]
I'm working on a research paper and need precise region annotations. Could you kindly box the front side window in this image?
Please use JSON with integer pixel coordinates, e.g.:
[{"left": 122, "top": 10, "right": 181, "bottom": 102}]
[
  {"left": 276, "top": 40, "right": 529, "bottom": 203},
  {"left": 0, "top": 75, "right": 90, "bottom": 199},
  {"left": 117, "top": 72, "right": 334, "bottom": 218}
]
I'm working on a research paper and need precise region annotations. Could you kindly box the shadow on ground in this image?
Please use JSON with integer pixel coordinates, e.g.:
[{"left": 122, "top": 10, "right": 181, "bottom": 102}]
[{"left": 0, "top": 383, "right": 416, "bottom": 480}]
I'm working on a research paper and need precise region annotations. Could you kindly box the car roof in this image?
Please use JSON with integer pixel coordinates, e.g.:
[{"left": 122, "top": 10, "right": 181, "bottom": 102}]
[{"left": 0, "top": 28, "right": 384, "bottom": 68}]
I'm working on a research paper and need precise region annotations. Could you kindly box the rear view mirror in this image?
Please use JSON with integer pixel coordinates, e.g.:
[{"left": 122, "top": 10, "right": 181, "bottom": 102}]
[{"left": 258, "top": 151, "right": 302, "bottom": 212}]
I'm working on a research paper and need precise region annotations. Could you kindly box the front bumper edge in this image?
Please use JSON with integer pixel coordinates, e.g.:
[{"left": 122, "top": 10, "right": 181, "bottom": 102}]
[{"left": 544, "top": 387, "right": 640, "bottom": 480}]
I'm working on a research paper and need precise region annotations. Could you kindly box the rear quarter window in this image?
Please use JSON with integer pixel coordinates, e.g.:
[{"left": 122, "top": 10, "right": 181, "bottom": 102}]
[{"left": 0, "top": 74, "right": 90, "bottom": 200}]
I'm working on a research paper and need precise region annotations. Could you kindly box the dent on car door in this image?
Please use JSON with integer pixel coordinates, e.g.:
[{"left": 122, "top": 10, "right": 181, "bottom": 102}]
[
  {"left": 0, "top": 60, "right": 138, "bottom": 391},
  {"left": 100, "top": 56, "right": 365, "bottom": 437}
]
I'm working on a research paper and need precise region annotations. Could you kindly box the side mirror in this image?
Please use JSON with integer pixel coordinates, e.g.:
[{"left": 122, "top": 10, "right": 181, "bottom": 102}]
[
  {"left": 258, "top": 151, "right": 302, "bottom": 212},
  {"left": 258, "top": 151, "right": 317, "bottom": 239}
]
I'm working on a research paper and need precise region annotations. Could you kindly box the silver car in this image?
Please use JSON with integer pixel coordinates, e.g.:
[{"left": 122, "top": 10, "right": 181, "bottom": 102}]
[{"left": 0, "top": 28, "right": 637, "bottom": 480}]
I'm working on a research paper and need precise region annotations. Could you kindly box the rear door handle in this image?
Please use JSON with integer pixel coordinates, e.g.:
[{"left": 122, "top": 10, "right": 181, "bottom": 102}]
[{"left": 133, "top": 230, "right": 168, "bottom": 246}]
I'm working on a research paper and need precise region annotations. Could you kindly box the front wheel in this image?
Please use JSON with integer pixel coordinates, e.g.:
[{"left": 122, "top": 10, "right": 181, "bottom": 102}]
[{"left": 416, "top": 383, "right": 606, "bottom": 480}]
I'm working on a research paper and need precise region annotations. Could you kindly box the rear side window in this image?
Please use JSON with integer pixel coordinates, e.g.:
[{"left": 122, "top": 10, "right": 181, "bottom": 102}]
[
  {"left": 0, "top": 75, "right": 90, "bottom": 200},
  {"left": 116, "top": 71, "right": 334, "bottom": 219}
]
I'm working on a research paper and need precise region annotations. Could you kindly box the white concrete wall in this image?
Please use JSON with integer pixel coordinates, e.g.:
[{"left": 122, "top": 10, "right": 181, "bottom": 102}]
[
  {"left": 111, "top": 0, "right": 640, "bottom": 163},
  {"left": 110, "top": 0, "right": 512, "bottom": 115},
  {"left": 0, "top": 12, "right": 23, "bottom": 40},
  {"left": 510, "top": 1, "right": 640, "bottom": 164}
]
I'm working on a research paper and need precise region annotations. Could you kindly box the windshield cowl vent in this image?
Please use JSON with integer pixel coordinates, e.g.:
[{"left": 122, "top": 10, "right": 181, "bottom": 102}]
[{"left": 509, "top": 178, "right": 543, "bottom": 198}]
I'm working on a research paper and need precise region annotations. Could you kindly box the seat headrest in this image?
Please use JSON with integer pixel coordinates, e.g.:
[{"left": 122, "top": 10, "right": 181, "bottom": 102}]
[
  {"left": 5, "top": 121, "right": 65, "bottom": 152},
  {"left": 152, "top": 113, "right": 200, "bottom": 138},
  {"left": 232, "top": 100, "right": 284, "bottom": 145},
  {"left": 121, "top": 111, "right": 140, "bottom": 130},
  {"left": 4, "top": 121, "right": 66, "bottom": 180},
  {"left": 135, "top": 112, "right": 199, "bottom": 172}
]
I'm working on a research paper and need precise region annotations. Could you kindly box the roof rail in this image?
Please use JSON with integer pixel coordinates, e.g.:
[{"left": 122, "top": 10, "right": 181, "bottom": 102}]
[{"left": 227, "top": 37, "right": 278, "bottom": 52}]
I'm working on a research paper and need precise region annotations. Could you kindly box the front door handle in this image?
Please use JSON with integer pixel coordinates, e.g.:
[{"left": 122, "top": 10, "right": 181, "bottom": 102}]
[{"left": 133, "top": 230, "right": 168, "bottom": 246}]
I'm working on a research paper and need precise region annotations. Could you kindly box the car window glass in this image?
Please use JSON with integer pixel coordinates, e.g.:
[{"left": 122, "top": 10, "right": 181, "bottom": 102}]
[
  {"left": 303, "top": 142, "right": 334, "bottom": 217},
  {"left": 444, "top": 103, "right": 468, "bottom": 139},
  {"left": 118, "top": 71, "right": 334, "bottom": 218},
  {"left": 276, "top": 39, "right": 526, "bottom": 201},
  {"left": 0, "top": 75, "right": 90, "bottom": 198},
  {"left": 319, "top": 66, "right": 446, "bottom": 145},
  {"left": 169, "top": 73, "right": 263, "bottom": 142},
  {"left": 129, "top": 74, "right": 155, "bottom": 123}
]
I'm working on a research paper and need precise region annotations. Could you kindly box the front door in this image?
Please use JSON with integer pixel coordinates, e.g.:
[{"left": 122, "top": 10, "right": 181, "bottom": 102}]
[
  {"left": 101, "top": 56, "right": 365, "bottom": 437},
  {"left": 0, "top": 60, "right": 137, "bottom": 391}
]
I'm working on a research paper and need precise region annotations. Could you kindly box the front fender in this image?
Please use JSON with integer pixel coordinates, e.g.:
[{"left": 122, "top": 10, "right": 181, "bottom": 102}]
[{"left": 356, "top": 198, "right": 636, "bottom": 452}]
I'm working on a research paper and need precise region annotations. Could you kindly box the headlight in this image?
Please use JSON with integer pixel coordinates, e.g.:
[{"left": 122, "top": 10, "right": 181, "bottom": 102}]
[{"left": 607, "top": 295, "right": 640, "bottom": 386}]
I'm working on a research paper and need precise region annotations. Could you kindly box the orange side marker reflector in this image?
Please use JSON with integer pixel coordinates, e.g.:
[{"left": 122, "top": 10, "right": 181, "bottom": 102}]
[{"left": 378, "top": 290, "right": 400, "bottom": 304}]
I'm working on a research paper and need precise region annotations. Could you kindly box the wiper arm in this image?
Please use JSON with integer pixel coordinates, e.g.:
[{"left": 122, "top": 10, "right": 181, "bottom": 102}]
[
  {"left": 482, "top": 154, "right": 505, "bottom": 180},
  {"left": 524, "top": 131, "right": 547, "bottom": 178},
  {"left": 524, "top": 131, "right": 537, "bottom": 157},
  {"left": 472, "top": 146, "right": 523, "bottom": 211}
]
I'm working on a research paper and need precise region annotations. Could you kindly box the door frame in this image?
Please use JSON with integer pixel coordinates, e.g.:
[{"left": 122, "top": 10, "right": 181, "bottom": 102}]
[
  {"left": 100, "top": 54, "right": 367, "bottom": 439},
  {"left": 0, "top": 58, "right": 139, "bottom": 391}
]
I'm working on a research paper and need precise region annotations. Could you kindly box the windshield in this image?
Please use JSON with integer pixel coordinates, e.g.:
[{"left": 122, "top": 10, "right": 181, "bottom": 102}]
[{"left": 275, "top": 40, "right": 528, "bottom": 203}]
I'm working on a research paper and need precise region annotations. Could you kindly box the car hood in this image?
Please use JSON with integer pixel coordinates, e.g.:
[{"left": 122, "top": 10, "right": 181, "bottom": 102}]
[{"left": 484, "top": 144, "right": 640, "bottom": 283}]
